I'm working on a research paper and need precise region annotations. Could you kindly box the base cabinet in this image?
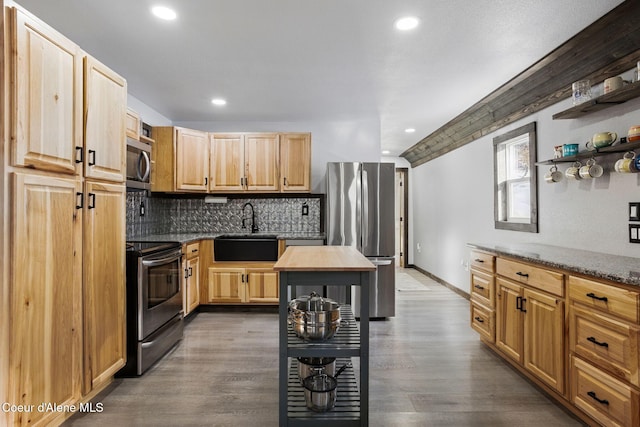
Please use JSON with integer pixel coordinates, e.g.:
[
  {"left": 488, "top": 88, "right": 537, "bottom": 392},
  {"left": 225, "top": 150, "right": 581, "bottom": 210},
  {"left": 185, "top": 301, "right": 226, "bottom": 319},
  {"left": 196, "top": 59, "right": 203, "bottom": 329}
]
[
  {"left": 183, "top": 241, "right": 201, "bottom": 315},
  {"left": 206, "top": 264, "right": 278, "bottom": 304}
]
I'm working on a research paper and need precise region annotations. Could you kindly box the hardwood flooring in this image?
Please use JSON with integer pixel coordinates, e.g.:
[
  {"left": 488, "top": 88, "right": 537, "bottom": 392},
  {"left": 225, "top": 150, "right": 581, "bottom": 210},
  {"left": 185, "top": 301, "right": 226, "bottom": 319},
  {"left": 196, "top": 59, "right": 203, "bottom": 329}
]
[{"left": 64, "top": 268, "right": 583, "bottom": 426}]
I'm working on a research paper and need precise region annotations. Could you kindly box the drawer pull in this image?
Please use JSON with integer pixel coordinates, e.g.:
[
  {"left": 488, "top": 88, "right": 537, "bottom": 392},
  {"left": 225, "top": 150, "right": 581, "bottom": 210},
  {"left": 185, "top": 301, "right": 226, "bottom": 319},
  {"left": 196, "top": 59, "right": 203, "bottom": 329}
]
[
  {"left": 586, "top": 292, "right": 608, "bottom": 302},
  {"left": 587, "top": 391, "right": 609, "bottom": 406},
  {"left": 191, "top": 249, "right": 198, "bottom": 253},
  {"left": 474, "top": 316, "right": 484, "bottom": 323},
  {"left": 474, "top": 285, "right": 485, "bottom": 290},
  {"left": 515, "top": 271, "right": 529, "bottom": 278},
  {"left": 586, "top": 336, "right": 609, "bottom": 348},
  {"left": 474, "top": 258, "right": 485, "bottom": 263}
]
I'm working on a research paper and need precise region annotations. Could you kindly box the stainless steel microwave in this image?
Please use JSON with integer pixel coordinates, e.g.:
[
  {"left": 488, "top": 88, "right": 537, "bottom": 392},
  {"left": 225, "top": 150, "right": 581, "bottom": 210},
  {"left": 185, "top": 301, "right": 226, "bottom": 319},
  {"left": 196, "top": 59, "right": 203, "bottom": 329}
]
[{"left": 126, "top": 138, "right": 151, "bottom": 190}]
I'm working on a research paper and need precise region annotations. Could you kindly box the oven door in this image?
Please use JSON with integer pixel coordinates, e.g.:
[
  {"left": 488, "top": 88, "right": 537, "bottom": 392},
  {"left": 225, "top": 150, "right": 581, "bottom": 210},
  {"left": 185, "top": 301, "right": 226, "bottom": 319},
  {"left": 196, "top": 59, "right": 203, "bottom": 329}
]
[{"left": 138, "top": 247, "right": 183, "bottom": 340}]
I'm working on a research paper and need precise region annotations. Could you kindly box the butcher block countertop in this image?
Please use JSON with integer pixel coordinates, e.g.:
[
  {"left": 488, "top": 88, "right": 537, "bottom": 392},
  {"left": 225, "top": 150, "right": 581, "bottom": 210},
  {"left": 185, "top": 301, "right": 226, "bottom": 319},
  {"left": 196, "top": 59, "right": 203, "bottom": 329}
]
[{"left": 274, "top": 246, "right": 376, "bottom": 271}]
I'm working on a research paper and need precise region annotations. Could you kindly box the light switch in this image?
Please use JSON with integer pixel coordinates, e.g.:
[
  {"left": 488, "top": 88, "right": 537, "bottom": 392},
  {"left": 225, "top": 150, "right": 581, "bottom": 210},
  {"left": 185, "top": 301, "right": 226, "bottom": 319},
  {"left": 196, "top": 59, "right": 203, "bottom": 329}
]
[
  {"left": 629, "top": 202, "right": 640, "bottom": 221},
  {"left": 630, "top": 224, "right": 640, "bottom": 243}
]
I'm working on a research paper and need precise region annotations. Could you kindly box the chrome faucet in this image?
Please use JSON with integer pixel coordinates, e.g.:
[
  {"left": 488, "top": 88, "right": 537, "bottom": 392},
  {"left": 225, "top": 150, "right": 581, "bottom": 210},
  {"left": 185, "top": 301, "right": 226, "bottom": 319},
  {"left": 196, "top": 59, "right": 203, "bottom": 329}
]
[{"left": 241, "top": 202, "right": 259, "bottom": 233}]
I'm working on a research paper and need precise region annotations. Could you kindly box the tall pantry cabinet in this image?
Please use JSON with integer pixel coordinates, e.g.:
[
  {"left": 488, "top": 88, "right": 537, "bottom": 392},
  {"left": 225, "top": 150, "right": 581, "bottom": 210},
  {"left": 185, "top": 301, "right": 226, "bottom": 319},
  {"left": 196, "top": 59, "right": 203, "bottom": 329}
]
[{"left": 1, "top": 3, "right": 127, "bottom": 426}]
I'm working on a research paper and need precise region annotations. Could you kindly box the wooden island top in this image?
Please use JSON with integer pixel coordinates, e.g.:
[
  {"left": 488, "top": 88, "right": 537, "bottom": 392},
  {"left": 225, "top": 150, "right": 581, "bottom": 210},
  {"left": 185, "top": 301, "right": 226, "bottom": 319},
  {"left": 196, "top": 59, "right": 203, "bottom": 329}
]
[{"left": 273, "top": 246, "right": 375, "bottom": 272}]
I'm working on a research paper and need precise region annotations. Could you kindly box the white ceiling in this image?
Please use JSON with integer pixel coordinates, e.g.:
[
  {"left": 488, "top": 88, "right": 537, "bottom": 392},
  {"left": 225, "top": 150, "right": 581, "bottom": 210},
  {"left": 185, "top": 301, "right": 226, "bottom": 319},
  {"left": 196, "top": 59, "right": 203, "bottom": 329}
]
[{"left": 15, "top": 0, "right": 624, "bottom": 156}]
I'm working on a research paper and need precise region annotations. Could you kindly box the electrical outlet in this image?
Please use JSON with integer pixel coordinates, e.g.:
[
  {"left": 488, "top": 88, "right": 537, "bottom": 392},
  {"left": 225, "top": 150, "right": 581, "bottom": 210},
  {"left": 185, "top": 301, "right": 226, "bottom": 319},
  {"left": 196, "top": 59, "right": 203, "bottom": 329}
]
[
  {"left": 139, "top": 201, "right": 145, "bottom": 217},
  {"left": 301, "top": 203, "right": 309, "bottom": 216},
  {"left": 416, "top": 243, "right": 421, "bottom": 253}
]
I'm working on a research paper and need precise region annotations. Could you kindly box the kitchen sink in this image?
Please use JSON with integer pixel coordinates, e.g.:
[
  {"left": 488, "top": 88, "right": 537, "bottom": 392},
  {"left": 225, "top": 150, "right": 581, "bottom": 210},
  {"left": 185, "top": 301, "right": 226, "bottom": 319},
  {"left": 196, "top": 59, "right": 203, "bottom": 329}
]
[{"left": 213, "top": 234, "right": 279, "bottom": 261}]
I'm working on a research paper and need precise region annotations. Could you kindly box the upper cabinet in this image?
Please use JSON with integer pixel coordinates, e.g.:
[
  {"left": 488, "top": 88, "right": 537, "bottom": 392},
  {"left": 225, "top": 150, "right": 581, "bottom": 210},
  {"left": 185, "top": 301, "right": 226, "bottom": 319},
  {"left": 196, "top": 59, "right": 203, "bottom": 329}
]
[
  {"left": 210, "top": 133, "right": 245, "bottom": 191},
  {"left": 280, "top": 133, "right": 311, "bottom": 192},
  {"left": 244, "top": 133, "right": 280, "bottom": 192},
  {"left": 152, "top": 126, "right": 210, "bottom": 192},
  {"left": 10, "top": 7, "right": 83, "bottom": 175},
  {"left": 126, "top": 108, "right": 141, "bottom": 140},
  {"left": 84, "top": 56, "right": 127, "bottom": 183}
]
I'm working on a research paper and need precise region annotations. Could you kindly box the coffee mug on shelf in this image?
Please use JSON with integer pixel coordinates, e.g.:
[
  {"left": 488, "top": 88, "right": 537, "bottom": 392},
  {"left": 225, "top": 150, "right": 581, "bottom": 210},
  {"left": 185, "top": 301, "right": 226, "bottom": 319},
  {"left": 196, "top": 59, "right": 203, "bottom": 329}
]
[
  {"left": 544, "top": 165, "right": 563, "bottom": 183},
  {"left": 603, "top": 76, "right": 624, "bottom": 94},
  {"left": 579, "top": 158, "right": 603, "bottom": 179},
  {"left": 562, "top": 143, "right": 579, "bottom": 157},
  {"left": 586, "top": 132, "right": 617, "bottom": 151},
  {"left": 628, "top": 125, "right": 640, "bottom": 142},
  {"left": 614, "top": 151, "right": 635, "bottom": 173},
  {"left": 565, "top": 162, "right": 582, "bottom": 180},
  {"left": 572, "top": 80, "right": 592, "bottom": 105}
]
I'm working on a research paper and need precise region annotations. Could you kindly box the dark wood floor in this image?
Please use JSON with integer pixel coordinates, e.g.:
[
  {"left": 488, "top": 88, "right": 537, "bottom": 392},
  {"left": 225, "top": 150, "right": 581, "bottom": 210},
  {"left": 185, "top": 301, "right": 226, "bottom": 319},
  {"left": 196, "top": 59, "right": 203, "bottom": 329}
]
[{"left": 64, "top": 268, "right": 584, "bottom": 426}]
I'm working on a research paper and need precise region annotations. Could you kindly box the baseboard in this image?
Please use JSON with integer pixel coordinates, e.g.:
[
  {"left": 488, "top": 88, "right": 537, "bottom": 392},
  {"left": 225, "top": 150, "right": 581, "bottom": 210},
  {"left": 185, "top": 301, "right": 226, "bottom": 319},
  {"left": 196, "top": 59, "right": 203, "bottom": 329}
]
[{"left": 409, "top": 265, "right": 470, "bottom": 300}]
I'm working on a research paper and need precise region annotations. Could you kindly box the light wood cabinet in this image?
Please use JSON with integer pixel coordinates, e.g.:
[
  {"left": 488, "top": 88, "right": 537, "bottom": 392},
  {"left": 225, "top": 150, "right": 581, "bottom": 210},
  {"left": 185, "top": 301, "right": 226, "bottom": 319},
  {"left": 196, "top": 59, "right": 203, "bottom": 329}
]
[
  {"left": 244, "top": 133, "right": 279, "bottom": 191},
  {"left": 10, "top": 7, "right": 83, "bottom": 175},
  {"left": 183, "top": 241, "right": 200, "bottom": 315},
  {"left": 82, "top": 181, "right": 126, "bottom": 392},
  {"left": 209, "top": 133, "right": 245, "bottom": 191},
  {"left": 9, "top": 172, "right": 83, "bottom": 427},
  {"left": 279, "top": 132, "right": 311, "bottom": 192},
  {"left": 83, "top": 55, "right": 127, "bottom": 183},
  {"left": 151, "top": 126, "right": 209, "bottom": 192},
  {"left": 126, "top": 108, "right": 141, "bottom": 140},
  {"left": 495, "top": 277, "right": 565, "bottom": 394},
  {"left": 206, "top": 263, "right": 279, "bottom": 304},
  {"left": 470, "top": 300, "right": 495, "bottom": 342},
  {"left": 470, "top": 268, "right": 494, "bottom": 308}
]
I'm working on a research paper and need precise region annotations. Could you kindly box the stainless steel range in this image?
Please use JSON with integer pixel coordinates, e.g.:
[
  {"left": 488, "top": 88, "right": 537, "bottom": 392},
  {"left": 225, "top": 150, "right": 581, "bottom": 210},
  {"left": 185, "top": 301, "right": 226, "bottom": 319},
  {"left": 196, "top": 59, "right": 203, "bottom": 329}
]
[{"left": 119, "top": 241, "right": 184, "bottom": 376}]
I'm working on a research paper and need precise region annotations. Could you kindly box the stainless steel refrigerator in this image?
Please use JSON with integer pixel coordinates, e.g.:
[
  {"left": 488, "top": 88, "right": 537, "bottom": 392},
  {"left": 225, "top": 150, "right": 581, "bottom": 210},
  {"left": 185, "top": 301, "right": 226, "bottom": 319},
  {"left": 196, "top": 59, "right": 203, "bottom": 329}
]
[{"left": 326, "top": 162, "right": 395, "bottom": 318}]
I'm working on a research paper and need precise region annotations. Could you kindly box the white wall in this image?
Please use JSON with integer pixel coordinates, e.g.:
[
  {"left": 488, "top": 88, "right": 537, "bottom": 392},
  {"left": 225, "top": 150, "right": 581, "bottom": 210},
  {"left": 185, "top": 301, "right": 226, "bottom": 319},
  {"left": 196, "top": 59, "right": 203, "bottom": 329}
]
[
  {"left": 411, "top": 76, "right": 640, "bottom": 293},
  {"left": 127, "top": 95, "right": 172, "bottom": 126},
  {"left": 175, "top": 118, "right": 381, "bottom": 193}
]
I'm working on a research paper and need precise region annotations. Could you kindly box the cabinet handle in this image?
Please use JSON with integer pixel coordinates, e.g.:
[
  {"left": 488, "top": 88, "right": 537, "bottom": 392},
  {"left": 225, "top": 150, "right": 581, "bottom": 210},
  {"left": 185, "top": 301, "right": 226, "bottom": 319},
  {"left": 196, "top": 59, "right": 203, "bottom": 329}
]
[
  {"left": 75, "top": 146, "right": 83, "bottom": 164},
  {"left": 474, "top": 316, "right": 484, "bottom": 323},
  {"left": 587, "top": 391, "right": 609, "bottom": 406},
  {"left": 516, "top": 296, "right": 522, "bottom": 311},
  {"left": 76, "top": 192, "right": 83, "bottom": 209},
  {"left": 586, "top": 292, "right": 608, "bottom": 302},
  {"left": 191, "top": 249, "right": 198, "bottom": 253},
  {"left": 283, "top": 177, "right": 288, "bottom": 186},
  {"left": 520, "top": 298, "right": 527, "bottom": 313},
  {"left": 586, "top": 336, "right": 609, "bottom": 348},
  {"left": 474, "top": 258, "right": 484, "bottom": 263},
  {"left": 204, "top": 177, "right": 208, "bottom": 186},
  {"left": 515, "top": 271, "right": 529, "bottom": 278},
  {"left": 88, "top": 193, "right": 96, "bottom": 209},
  {"left": 185, "top": 268, "right": 189, "bottom": 279},
  {"left": 241, "top": 274, "right": 245, "bottom": 282},
  {"left": 88, "top": 149, "right": 96, "bottom": 166},
  {"left": 188, "top": 267, "right": 193, "bottom": 277},
  {"left": 474, "top": 285, "right": 485, "bottom": 290}
]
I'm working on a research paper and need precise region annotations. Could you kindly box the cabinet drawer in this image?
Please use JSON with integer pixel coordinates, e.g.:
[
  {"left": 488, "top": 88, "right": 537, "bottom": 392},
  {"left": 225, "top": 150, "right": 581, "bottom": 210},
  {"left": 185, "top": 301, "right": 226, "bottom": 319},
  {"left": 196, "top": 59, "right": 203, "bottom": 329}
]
[
  {"left": 570, "top": 305, "right": 640, "bottom": 387},
  {"left": 496, "top": 257, "right": 564, "bottom": 297},
  {"left": 470, "top": 250, "right": 494, "bottom": 273},
  {"left": 569, "top": 276, "right": 640, "bottom": 324},
  {"left": 186, "top": 241, "right": 200, "bottom": 259},
  {"left": 571, "top": 356, "right": 639, "bottom": 427},
  {"left": 470, "top": 268, "right": 494, "bottom": 308},
  {"left": 470, "top": 301, "right": 495, "bottom": 343}
]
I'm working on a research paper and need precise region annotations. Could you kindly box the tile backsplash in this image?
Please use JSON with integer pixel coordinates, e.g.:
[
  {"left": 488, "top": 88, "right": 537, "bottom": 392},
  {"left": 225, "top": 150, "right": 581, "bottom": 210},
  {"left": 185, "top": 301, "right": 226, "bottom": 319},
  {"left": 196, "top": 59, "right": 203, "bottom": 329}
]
[{"left": 126, "top": 192, "right": 322, "bottom": 238}]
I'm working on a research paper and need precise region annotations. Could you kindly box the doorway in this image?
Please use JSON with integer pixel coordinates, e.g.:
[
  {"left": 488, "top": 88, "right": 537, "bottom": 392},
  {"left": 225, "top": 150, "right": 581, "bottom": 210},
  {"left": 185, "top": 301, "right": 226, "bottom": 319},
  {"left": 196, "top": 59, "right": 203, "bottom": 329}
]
[{"left": 395, "top": 168, "right": 408, "bottom": 268}]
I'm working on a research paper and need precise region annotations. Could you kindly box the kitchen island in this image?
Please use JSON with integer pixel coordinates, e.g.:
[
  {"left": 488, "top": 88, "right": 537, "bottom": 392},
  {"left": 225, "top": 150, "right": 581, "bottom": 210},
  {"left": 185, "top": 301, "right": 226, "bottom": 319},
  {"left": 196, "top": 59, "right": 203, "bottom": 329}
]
[{"left": 274, "top": 246, "right": 375, "bottom": 427}]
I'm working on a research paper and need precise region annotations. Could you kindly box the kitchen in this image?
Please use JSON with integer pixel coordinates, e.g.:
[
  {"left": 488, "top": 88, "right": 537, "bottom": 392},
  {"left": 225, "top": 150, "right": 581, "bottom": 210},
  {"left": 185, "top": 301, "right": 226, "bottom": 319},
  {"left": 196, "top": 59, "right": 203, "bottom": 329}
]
[{"left": 2, "top": 0, "right": 640, "bottom": 426}]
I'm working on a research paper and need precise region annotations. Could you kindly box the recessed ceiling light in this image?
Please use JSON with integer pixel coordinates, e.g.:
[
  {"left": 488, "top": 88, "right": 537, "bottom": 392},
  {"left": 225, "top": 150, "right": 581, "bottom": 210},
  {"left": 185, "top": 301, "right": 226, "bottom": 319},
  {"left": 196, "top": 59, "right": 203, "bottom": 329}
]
[
  {"left": 394, "top": 16, "right": 419, "bottom": 31},
  {"left": 152, "top": 6, "right": 177, "bottom": 21},
  {"left": 211, "top": 98, "right": 227, "bottom": 106},
  {"left": 382, "top": 150, "right": 391, "bottom": 155},
  {"left": 405, "top": 128, "right": 416, "bottom": 133}
]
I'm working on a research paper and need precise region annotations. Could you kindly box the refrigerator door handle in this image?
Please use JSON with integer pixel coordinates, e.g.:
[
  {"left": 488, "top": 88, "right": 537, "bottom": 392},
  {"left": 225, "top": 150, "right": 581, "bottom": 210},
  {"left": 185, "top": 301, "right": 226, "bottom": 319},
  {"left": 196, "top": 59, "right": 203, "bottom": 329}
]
[
  {"left": 362, "top": 168, "right": 369, "bottom": 250},
  {"left": 370, "top": 259, "right": 393, "bottom": 266}
]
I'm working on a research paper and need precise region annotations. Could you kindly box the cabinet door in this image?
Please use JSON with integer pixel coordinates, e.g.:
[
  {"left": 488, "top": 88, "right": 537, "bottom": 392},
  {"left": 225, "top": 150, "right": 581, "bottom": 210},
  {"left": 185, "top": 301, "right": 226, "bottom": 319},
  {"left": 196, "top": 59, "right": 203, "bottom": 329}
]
[
  {"left": 207, "top": 268, "right": 245, "bottom": 303},
  {"left": 246, "top": 268, "right": 279, "bottom": 304},
  {"left": 84, "top": 56, "right": 127, "bottom": 182},
  {"left": 523, "top": 287, "right": 565, "bottom": 394},
  {"left": 10, "top": 172, "right": 83, "bottom": 426},
  {"left": 176, "top": 127, "right": 209, "bottom": 191},
  {"left": 280, "top": 133, "right": 311, "bottom": 192},
  {"left": 210, "top": 133, "right": 245, "bottom": 191},
  {"left": 126, "top": 108, "right": 140, "bottom": 140},
  {"left": 11, "top": 8, "right": 83, "bottom": 175},
  {"left": 83, "top": 181, "right": 126, "bottom": 392},
  {"left": 496, "top": 278, "right": 524, "bottom": 363},
  {"left": 245, "top": 133, "right": 279, "bottom": 191},
  {"left": 186, "top": 257, "right": 200, "bottom": 314}
]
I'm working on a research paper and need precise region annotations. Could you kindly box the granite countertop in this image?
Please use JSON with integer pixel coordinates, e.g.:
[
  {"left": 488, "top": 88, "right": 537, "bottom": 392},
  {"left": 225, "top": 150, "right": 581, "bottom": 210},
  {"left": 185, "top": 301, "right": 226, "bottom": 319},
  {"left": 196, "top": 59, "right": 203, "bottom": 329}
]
[
  {"left": 129, "top": 232, "right": 326, "bottom": 244},
  {"left": 468, "top": 242, "right": 640, "bottom": 287}
]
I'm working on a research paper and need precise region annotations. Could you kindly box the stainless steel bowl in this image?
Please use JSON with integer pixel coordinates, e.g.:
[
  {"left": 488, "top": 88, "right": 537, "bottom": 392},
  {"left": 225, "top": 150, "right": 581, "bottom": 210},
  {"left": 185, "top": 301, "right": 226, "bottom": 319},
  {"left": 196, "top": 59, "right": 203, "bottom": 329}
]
[
  {"left": 297, "top": 357, "right": 336, "bottom": 384},
  {"left": 288, "top": 292, "right": 343, "bottom": 341}
]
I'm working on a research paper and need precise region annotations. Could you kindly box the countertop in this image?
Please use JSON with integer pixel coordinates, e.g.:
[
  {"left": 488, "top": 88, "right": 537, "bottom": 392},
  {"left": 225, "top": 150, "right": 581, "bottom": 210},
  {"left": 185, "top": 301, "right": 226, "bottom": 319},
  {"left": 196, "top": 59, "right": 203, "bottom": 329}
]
[
  {"left": 128, "top": 232, "right": 326, "bottom": 244},
  {"left": 274, "top": 246, "right": 375, "bottom": 271},
  {"left": 468, "top": 242, "right": 640, "bottom": 287}
]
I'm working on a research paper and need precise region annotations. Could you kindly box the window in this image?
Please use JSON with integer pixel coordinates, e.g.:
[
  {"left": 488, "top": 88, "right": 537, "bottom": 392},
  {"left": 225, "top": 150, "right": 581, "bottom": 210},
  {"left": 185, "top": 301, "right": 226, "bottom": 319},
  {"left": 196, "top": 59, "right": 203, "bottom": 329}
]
[{"left": 493, "top": 122, "right": 538, "bottom": 233}]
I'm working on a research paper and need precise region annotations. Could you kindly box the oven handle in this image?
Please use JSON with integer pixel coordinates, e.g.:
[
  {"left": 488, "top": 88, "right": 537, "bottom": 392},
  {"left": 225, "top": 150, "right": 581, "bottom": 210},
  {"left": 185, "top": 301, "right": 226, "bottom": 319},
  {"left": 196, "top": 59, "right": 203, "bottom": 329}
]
[{"left": 141, "top": 250, "right": 183, "bottom": 267}]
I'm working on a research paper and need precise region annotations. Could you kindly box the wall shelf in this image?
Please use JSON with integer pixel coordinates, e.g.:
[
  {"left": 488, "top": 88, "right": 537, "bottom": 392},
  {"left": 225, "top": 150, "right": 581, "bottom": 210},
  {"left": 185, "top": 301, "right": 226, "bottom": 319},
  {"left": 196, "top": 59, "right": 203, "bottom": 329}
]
[
  {"left": 536, "top": 140, "right": 640, "bottom": 165},
  {"left": 553, "top": 81, "right": 640, "bottom": 120}
]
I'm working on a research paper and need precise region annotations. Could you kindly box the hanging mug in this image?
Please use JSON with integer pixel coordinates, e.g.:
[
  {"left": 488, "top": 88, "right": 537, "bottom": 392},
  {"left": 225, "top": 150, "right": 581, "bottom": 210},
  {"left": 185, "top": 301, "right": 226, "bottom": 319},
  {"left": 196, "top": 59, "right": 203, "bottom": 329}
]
[
  {"left": 615, "top": 151, "right": 636, "bottom": 173},
  {"left": 544, "top": 165, "right": 563, "bottom": 183},
  {"left": 565, "top": 162, "right": 582, "bottom": 180},
  {"left": 579, "top": 158, "right": 603, "bottom": 179}
]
